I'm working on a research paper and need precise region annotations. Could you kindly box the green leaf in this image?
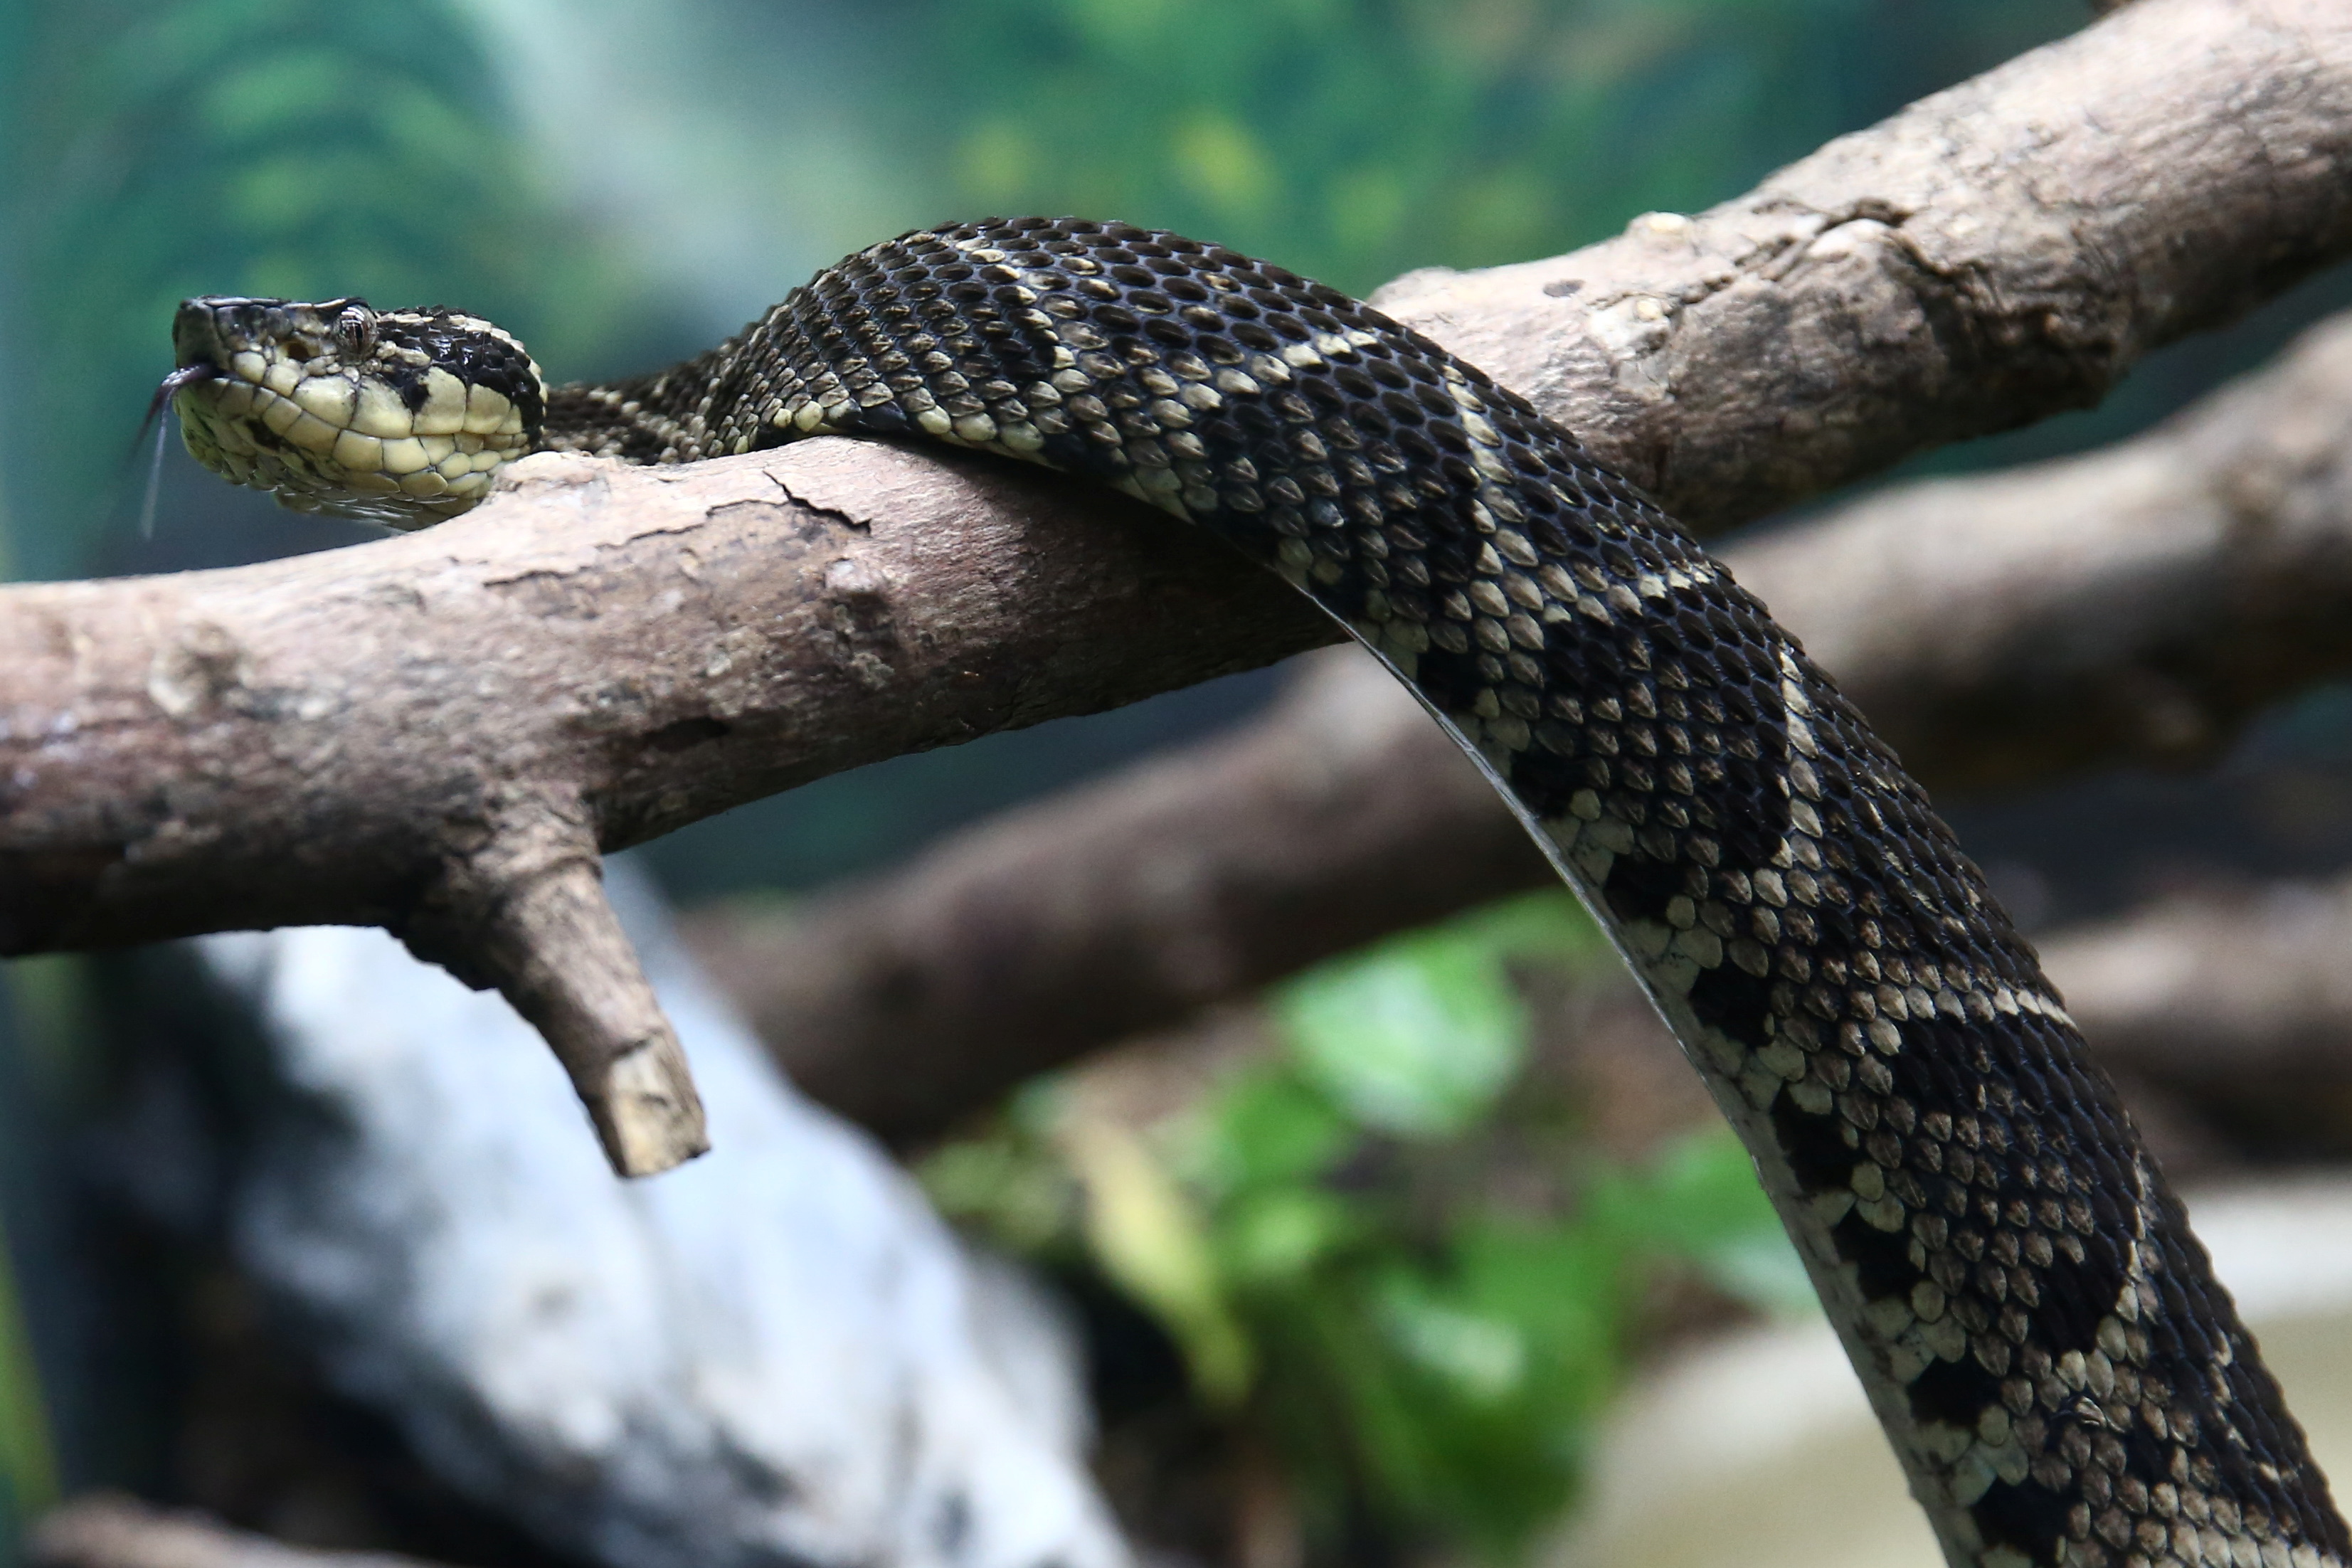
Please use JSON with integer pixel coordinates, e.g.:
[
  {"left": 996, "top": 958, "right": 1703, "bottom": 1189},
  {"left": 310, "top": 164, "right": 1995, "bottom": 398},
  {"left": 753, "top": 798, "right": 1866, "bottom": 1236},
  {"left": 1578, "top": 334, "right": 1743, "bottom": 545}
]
[
  {"left": 1586, "top": 1128, "right": 1816, "bottom": 1318},
  {"left": 1377, "top": 1280, "right": 1528, "bottom": 1404},
  {"left": 1219, "top": 1186, "right": 1357, "bottom": 1286},
  {"left": 1274, "top": 930, "right": 1527, "bottom": 1138},
  {"left": 1265, "top": 890, "right": 1603, "bottom": 1143},
  {"left": 1188, "top": 1064, "right": 1351, "bottom": 1194},
  {"left": 917, "top": 1130, "right": 1076, "bottom": 1257},
  {"left": 1335, "top": 1221, "right": 1624, "bottom": 1557},
  {"left": 1445, "top": 889, "right": 1606, "bottom": 963}
]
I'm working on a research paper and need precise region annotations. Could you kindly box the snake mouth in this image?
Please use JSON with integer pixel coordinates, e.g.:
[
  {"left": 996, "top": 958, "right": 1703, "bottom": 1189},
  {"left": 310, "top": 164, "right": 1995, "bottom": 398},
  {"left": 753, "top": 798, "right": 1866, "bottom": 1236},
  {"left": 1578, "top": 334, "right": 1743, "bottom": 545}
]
[
  {"left": 166, "top": 295, "right": 542, "bottom": 528},
  {"left": 142, "top": 361, "right": 217, "bottom": 444}
]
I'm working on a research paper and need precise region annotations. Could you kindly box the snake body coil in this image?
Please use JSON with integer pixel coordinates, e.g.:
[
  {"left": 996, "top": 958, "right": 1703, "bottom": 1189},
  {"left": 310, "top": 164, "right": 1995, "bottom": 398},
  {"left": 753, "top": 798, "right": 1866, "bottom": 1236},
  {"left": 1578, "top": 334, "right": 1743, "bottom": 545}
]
[{"left": 171, "top": 218, "right": 2349, "bottom": 1568}]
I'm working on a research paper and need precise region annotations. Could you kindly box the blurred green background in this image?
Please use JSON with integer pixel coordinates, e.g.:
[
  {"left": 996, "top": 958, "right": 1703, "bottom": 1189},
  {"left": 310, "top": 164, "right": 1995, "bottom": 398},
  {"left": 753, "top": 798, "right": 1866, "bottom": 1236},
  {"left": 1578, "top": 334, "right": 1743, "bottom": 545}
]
[{"left": 9, "top": 2, "right": 2352, "bottom": 1565}]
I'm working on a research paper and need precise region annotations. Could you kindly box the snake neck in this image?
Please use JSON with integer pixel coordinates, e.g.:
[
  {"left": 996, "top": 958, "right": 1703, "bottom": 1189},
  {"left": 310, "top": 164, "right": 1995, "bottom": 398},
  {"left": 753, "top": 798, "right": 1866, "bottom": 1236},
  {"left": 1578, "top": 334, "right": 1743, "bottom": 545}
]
[{"left": 541, "top": 337, "right": 755, "bottom": 465}]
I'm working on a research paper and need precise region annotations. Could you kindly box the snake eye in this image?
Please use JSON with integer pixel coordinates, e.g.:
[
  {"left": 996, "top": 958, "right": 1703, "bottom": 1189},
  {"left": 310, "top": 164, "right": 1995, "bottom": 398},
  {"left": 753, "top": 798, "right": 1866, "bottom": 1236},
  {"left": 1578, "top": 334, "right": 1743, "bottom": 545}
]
[{"left": 332, "top": 303, "right": 377, "bottom": 360}]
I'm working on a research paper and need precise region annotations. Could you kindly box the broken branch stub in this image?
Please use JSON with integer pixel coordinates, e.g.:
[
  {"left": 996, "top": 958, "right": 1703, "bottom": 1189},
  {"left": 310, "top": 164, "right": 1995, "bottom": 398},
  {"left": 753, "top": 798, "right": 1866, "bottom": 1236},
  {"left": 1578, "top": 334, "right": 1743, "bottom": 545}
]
[{"left": 396, "top": 788, "right": 710, "bottom": 1174}]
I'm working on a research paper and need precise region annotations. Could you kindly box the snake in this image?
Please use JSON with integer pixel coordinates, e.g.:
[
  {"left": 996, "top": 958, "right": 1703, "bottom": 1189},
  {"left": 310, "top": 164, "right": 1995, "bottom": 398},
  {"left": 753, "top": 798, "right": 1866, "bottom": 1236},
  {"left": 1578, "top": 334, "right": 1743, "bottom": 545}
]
[{"left": 164, "top": 216, "right": 2346, "bottom": 1568}]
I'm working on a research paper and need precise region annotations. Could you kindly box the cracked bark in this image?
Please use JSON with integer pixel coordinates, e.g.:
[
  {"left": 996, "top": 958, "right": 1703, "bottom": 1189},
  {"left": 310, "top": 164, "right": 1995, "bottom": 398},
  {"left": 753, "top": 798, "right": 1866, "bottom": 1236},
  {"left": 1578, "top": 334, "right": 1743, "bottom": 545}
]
[{"left": 4, "top": 0, "right": 2350, "bottom": 1171}]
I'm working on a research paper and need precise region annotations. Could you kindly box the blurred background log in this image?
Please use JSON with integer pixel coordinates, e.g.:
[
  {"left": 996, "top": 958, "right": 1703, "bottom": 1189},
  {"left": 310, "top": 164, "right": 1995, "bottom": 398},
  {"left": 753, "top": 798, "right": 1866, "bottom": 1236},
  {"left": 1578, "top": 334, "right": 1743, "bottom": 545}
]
[{"left": 31, "top": 1495, "right": 445, "bottom": 1568}]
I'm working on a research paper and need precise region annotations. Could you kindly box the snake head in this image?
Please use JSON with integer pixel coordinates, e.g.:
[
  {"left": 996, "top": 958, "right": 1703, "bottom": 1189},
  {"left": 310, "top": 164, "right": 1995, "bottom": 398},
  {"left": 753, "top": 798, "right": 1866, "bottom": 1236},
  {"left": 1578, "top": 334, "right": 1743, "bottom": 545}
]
[{"left": 168, "top": 296, "right": 546, "bottom": 529}]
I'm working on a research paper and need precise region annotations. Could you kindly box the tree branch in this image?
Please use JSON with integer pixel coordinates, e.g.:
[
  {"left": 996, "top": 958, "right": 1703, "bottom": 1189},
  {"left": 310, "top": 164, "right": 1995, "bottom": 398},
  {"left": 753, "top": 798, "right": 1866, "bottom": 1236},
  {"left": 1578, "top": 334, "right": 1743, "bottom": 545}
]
[
  {"left": 2042, "top": 875, "right": 2352, "bottom": 1110},
  {"left": 699, "top": 304, "right": 2352, "bottom": 1140},
  {"left": 1740, "top": 307, "right": 2352, "bottom": 792},
  {"left": 1372, "top": 0, "right": 2352, "bottom": 531},
  {"left": 682, "top": 652, "right": 1524, "bottom": 1139},
  {"left": 5, "top": 0, "right": 2349, "bottom": 1170}
]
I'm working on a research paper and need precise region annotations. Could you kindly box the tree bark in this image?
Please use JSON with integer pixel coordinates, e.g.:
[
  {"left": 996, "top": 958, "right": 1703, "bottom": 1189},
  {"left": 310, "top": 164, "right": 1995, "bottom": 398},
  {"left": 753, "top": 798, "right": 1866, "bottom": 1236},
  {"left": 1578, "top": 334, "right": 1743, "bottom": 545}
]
[{"left": 4, "top": 0, "right": 2350, "bottom": 1170}]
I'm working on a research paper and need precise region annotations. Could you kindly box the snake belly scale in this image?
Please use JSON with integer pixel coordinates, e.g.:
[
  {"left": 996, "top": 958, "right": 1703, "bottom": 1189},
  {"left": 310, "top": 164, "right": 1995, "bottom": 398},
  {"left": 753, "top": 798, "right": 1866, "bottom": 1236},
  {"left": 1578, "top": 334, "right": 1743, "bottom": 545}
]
[{"left": 169, "top": 217, "right": 2348, "bottom": 1568}]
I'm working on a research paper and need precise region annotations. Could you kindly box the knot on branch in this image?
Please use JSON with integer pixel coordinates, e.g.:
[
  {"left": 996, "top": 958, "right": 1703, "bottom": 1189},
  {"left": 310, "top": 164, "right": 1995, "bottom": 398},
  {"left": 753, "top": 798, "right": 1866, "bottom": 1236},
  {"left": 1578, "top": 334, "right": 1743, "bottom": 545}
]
[{"left": 402, "top": 786, "right": 708, "bottom": 1176}]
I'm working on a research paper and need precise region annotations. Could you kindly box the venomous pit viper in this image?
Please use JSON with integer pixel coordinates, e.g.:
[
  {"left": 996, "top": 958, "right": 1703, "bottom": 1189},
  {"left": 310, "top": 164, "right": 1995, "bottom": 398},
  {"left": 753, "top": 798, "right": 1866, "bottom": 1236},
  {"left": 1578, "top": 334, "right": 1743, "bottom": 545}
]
[{"left": 165, "top": 217, "right": 2349, "bottom": 1568}]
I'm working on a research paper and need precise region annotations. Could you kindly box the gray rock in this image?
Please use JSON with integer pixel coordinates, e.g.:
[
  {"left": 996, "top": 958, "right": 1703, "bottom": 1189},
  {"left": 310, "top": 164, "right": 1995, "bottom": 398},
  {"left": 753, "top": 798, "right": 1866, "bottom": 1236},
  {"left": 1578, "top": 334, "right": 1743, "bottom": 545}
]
[{"left": 196, "top": 865, "right": 1126, "bottom": 1568}]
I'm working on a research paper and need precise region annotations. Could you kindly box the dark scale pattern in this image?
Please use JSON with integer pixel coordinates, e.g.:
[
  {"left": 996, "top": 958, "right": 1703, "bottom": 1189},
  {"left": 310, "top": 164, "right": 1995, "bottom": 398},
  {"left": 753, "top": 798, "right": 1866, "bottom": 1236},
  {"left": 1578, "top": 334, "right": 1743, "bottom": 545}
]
[{"left": 544, "top": 218, "right": 2349, "bottom": 1568}]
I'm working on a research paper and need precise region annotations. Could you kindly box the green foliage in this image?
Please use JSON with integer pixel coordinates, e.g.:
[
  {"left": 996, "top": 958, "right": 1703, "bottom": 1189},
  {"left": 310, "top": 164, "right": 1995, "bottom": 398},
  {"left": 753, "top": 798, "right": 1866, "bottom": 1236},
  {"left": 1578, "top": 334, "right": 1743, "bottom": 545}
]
[
  {"left": 925, "top": 890, "right": 1806, "bottom": 1562},
  {"left": 1582, "top": 1127, "right": 1816, "bottom": 1318},
  {"left": 906, "top": 0, "right": 1880, "bottom": 296},
  {"left": 1276, "top": 894, "right": 1599, "bottom": 1136}
]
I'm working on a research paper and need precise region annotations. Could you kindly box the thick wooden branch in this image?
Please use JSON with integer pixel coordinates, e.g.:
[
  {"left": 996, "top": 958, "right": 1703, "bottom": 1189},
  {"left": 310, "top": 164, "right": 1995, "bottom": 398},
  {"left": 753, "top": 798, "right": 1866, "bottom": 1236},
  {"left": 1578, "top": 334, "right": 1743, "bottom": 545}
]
[
  {"left": 696, "top": 305, "right": 2352, "bottom": 1140},
  {"left": 4, "top": 0, "right": 2350, "bottom": 1170},
  {"left": 1742, "top": 307, "right": 2352, "bottom": 791}
]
